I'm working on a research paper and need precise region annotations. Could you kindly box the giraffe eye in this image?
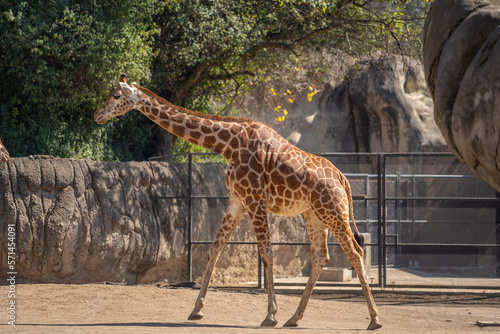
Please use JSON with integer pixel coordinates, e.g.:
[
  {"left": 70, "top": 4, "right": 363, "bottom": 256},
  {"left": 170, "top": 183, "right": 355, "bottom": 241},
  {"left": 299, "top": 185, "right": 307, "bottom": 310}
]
[{"left": 113, "top": 95, "right": 121, "bottom": 100}]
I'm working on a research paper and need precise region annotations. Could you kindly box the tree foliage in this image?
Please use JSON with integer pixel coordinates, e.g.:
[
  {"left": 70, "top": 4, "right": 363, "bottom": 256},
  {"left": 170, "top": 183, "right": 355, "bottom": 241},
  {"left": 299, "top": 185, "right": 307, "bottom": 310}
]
[
  {"left": 153, "top": 0, "right": 428, "bottom": 157},
  {"left": 0, "top": 0, "right": 159, "bottom": 160},
  {"left": 154, "top": 0, "right": 427, "bottom": 100},
  {"left": 0, "top": 0, "right": 429, "bottom": 161}
]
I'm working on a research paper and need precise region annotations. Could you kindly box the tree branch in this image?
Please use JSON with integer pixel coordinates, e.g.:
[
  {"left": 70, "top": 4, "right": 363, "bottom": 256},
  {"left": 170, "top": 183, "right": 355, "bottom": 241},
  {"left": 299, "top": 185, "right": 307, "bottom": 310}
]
[
  {"left": 172, "top": 23, "right": 336, "bottom": 101},
  {"left": 214, "top": 85, "right": 240, "bottom": 116},
  {"left": 207, "top": 70, "right": 256, "bottom": 81},
  {"left": 172, "top": 59, "right": 211, "bottom": 102},
  {"left": 244, "top": 24, "right": 337, "bottom": 59}
]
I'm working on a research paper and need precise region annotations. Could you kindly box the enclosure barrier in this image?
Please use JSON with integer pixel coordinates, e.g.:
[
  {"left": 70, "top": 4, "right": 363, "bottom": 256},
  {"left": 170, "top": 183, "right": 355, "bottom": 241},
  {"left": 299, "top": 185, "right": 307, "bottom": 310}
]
[{"left": 150, "top": 152, "right": 500, "bottom": 290}]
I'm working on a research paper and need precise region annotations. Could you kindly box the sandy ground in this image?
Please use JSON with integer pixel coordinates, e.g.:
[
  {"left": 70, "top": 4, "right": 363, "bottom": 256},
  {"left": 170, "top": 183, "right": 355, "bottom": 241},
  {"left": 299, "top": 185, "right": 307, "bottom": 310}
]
[{"left": 1, "top": 282, "right": 499, "bottom": 333}]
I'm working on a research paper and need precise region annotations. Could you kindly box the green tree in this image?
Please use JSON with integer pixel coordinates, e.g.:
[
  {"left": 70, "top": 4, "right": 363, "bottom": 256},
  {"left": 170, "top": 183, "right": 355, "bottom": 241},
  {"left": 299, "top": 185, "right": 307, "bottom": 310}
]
[
  {"left": 0, "top": 0, "right": 159, "bottom": 160},
  {"left": 153, "top": 0, "right": 427, "bottom": 102},
  {"left": 0, "top": 0, "right": 428, "bottom": 161},
  {"left": 151, "top": 0, "right": 429, "bottom": 157}
]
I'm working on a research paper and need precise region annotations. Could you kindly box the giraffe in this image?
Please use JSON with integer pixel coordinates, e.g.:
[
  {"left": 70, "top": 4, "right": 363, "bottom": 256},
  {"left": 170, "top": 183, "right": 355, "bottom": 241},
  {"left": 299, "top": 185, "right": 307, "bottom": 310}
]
[
  {"left": 94, "top": 74, "right": 382, "bottom": 330},
  {"left": 0, "top": 138, "right": 9, "bottom": 162}
]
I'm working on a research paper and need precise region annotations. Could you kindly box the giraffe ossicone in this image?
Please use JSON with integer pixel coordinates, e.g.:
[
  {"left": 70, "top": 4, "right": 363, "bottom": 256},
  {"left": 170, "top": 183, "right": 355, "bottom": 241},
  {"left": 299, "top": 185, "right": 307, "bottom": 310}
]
[
  {"left": 0, "top": 138, "right": 10, "bottom": 162},
  {"left": 94, "top": 75, "right": 382, "bottom": 330}
]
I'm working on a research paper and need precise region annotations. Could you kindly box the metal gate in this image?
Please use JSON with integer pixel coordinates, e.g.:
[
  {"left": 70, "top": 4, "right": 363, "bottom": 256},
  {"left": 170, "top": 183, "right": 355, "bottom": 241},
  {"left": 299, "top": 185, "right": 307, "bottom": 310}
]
[{"left": 150, "top": 152, "right": 500, "bottom": 290}]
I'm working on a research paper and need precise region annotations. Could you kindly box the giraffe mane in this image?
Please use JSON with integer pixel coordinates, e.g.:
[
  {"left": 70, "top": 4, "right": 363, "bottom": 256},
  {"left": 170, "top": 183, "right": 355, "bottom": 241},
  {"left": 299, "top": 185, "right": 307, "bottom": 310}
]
[{"left": 133, "top": 84, "right": 253, "bottom": 123}]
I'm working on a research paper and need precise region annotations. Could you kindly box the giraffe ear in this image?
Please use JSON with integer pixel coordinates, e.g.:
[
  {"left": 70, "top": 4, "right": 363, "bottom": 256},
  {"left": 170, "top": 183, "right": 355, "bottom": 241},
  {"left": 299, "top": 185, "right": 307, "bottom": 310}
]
[{"left": 119, "top": 82, "right": 135, "bottom": 97}]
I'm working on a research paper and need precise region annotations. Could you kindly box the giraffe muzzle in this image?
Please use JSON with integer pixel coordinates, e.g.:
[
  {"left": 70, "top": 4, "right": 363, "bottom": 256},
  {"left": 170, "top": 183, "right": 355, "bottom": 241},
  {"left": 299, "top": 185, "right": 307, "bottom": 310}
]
[
  {"left": 0, "top": 150, "right": 9, "bottom": 162},
  {"left": 94, "top": 110, "right": 108, "bottom": 125}
]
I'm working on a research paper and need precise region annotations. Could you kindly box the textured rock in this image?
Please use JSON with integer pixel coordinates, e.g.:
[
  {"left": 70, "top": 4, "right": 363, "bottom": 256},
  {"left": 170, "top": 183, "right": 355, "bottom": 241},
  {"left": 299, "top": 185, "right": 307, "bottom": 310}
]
[
  {"left": 0, "top": 157, "right": 311, "bottom": 284},
  {"left": 0, "top": 157, "right": 180, "bottom": 283},
  {"left": 423, "top": 0, "right": 500, "bottom": 191},
  {"left": 247, "top": 55, "right": 445, "bottom": 155}
]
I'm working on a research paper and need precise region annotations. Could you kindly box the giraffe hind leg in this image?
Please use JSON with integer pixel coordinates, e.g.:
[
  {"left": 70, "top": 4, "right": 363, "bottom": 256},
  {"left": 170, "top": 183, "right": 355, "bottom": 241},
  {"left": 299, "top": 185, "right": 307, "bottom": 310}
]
[
  {"left": 248, "top": 202, "right": 278, "bottom": 327},
  {"left": 332, "top": 228, "right": 382, "bottom": 330}
]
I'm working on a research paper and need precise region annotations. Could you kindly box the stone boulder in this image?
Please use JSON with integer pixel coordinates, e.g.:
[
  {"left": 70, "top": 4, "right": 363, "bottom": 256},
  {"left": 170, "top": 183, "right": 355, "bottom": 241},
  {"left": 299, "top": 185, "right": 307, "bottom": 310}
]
[
  {"left": 423, "top": 0, "right": 500, "bottom": 191},
  {"left": 246, "top": 55, "right": 445, "bottom": 155}
]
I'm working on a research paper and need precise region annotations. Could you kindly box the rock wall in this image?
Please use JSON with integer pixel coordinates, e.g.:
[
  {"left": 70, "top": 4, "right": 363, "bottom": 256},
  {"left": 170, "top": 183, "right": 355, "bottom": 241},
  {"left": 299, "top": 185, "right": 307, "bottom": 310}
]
[
  {"left": 0, "top": 156, "right": 178, "bottom": 283},
  {"left": 0, "top": 156, "right": 311, "bottom": 284},
  {"left": 423, "top": 0, "right": 500, "bottom": 192}
]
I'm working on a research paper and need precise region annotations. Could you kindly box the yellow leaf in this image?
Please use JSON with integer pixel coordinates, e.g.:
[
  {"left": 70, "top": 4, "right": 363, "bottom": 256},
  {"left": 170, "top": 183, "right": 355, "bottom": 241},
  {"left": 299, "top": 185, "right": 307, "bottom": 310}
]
[
  {"left": 275, "top": 106, "right": 281, "bottom": 111},
  {"left": 287, "top": 89, "right": 292, "bottom": 94},
  {"left": 284, "top": 110, "right": 288, "bottom": 115},
  {"left": 307, "top": 93, "right": 313, "bottom": 102},
  {"left": 270, "top": 88, "right": 275, "bottom": 92},
  {"left": 288, "top": 98, "right": 293, "bottom": 103}
]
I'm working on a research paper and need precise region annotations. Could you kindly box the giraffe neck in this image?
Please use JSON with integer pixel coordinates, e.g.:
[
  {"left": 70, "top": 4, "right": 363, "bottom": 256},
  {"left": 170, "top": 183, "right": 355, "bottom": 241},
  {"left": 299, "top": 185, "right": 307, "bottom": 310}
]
[{"left": 135, "top": 89, "right": 247, "bottom": 158}]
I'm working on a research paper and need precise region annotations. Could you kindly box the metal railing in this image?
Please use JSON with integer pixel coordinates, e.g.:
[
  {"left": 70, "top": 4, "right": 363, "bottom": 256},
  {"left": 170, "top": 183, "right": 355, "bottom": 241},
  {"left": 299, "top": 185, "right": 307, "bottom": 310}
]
[{"left": 150, "top": 152, "right": 500, "bottom": 290}]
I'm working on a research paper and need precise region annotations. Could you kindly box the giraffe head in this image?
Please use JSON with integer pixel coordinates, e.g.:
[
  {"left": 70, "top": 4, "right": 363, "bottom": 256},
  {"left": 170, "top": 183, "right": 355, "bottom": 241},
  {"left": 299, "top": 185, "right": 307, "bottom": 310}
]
[
  {"left": 94, "top": 74, "right": 140, "bottom": 125},
  {"left": 0, "top": 138, "right": 9, "bottom": 162}
]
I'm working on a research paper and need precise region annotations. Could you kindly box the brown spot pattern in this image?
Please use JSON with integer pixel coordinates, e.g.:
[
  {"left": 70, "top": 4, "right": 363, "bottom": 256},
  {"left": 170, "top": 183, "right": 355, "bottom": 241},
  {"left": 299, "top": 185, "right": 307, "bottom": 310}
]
[{"left": 95, "top": 81, "right": 379, "bottom": 328}]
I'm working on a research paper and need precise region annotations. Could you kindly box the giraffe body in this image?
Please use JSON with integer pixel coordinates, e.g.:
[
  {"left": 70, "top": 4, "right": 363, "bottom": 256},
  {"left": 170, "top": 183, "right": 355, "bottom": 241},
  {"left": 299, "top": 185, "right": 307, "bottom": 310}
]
[
  {"left": 0, "top": 138, "right": 9, "bottom": 162},
  {"left": 95, "top": 75, "right": 381, "bottom": 330}
]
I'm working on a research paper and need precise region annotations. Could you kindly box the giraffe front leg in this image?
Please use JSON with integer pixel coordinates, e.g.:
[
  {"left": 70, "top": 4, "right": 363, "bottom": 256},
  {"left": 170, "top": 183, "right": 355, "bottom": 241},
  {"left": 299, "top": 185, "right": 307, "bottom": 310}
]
[
  {"left": 188, "top": 200, "right": 246, "bottom": 321},
  {"left": 248, "top": 203, "right": 278, "bottom": 327},
  {"left": 259, "top": 254, "right": 278, "bottom": 327},
  {"left": 284, "top": 211, "right": 329, "bottom": 327}
]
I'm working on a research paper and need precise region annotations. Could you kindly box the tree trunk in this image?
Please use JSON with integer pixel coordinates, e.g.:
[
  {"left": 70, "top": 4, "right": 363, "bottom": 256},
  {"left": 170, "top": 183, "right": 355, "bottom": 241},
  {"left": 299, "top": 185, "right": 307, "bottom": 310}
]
[{"left": 154, "top": 125, "right": 175, "bottom": 157}]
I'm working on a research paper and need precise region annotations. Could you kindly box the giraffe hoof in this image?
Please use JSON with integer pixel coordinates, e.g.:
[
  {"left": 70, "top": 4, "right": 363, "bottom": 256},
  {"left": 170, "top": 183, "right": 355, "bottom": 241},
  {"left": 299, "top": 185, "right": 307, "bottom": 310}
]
[
  {"left": 260, "top": 318, "right": 278, "bottom": 327},
  {"left": 367, "top": 320, "right": 382, "bottom": 330},
  {"left": 188, "top": 311, "right": 203, "bottom": 321},
  {"left": 283, "top": 319, "right": 298, "bottom": 327}
]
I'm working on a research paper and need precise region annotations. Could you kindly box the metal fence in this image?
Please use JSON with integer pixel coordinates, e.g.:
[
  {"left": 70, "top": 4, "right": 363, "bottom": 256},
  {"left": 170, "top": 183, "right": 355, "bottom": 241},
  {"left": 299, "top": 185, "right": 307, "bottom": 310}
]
[{"left": 150, "top": 152, "right": 500, "bottom": 290}]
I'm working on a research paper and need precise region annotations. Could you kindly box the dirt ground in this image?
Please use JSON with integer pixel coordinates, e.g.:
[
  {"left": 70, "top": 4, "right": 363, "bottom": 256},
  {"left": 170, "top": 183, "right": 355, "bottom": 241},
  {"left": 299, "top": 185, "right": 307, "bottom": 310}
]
[{"left": 1, "top": 282, "right": 499, "bottom": 333}]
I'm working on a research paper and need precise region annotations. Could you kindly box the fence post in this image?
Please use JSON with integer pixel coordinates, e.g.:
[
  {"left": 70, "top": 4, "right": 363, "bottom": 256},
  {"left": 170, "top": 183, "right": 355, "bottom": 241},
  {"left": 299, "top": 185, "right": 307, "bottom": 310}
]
[
  {"left": 396, "top": 172, "right": 401, "bottom": 264},
  {"left": 382, "top": 154, "right": 388, "bottom": 288},
  {"left": 377, "top": 154, "right": 382, "bottom": 288},
  {"left": 187, "top": 152, "right": 193, "bottom": 282},
  {"left": 377, "top": 153, "right": 387, "bottom": 289}
]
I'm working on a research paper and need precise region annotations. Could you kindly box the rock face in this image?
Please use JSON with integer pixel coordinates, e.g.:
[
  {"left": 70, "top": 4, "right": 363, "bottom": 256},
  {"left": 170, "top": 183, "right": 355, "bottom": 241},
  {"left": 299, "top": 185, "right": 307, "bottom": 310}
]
[
  {"left": 0, "top": 156, "right": 309, "bottom": 284},
  {"left": 0, "top": 156, "right": 184, "bottom": 283},
  {"left": 423, "top": 0, "right": 500, "bottom": 192},
  {"left": 247, "top": 55, "right": 445, "bottom": 154}
]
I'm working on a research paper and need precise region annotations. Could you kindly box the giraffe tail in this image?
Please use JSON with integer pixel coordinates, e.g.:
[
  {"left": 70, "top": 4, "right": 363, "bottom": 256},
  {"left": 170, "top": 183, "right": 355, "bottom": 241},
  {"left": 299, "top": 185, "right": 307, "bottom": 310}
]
[
  {"left": 343, "top": 174, "right": 364, "bottom": 247},
  {"left": 354, "top": 230, "right": 365, "bottom": 247}
]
